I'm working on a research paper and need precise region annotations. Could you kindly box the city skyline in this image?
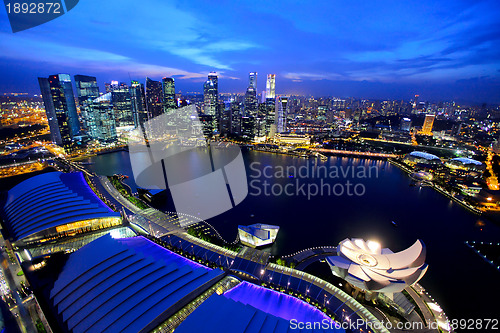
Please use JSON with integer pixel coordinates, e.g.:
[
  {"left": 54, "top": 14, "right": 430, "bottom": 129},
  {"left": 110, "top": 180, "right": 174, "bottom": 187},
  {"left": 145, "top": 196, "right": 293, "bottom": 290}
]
[{"left": 0, "top": 1, "right": 499, "bottom": 104}]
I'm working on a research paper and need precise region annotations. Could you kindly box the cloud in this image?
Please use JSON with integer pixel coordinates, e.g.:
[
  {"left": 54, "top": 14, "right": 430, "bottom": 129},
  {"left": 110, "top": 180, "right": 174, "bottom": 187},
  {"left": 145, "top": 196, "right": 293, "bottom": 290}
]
[{"left": 0, "top": 32, "right": 207, "bottom": 79}]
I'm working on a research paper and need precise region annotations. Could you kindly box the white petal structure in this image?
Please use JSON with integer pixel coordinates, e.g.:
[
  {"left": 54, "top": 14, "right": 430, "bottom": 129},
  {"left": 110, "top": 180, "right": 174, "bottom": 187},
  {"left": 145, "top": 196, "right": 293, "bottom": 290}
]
[{"left": 326, "top": 238, "right": 428, "bottom": 293}]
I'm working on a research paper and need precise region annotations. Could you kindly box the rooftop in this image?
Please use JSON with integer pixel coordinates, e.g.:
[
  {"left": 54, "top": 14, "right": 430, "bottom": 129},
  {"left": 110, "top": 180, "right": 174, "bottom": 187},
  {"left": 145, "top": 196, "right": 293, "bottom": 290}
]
[{"left": 2, "top": 172, "right": 120, "bottom": 242}]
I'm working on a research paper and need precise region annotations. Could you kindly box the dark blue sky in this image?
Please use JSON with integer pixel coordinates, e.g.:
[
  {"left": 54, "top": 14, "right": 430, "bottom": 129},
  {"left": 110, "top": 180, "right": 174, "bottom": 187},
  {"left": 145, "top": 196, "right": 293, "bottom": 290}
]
[{"left": 1, "top": 0, "right": 500, "bottom": 103}]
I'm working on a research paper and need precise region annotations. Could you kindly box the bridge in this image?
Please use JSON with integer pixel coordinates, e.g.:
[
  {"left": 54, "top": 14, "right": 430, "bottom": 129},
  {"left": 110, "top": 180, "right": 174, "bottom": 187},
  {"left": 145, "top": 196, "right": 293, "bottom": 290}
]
[{"left": 282, "top": 246, "right": 337, "bottom": 270}]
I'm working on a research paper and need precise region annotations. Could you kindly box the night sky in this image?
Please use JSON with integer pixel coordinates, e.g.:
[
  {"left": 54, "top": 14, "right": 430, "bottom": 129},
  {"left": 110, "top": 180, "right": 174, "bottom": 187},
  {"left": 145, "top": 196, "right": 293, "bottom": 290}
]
[{"left": 1, "top": 0, "right": 499, "bottom": 103}]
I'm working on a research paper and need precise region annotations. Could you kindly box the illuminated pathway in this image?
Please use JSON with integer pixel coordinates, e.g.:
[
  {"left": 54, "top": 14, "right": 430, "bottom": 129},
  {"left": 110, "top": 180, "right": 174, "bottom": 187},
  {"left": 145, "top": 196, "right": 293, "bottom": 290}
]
[{"left": 312, "top": 148, "right": 398, "bottom": 159}]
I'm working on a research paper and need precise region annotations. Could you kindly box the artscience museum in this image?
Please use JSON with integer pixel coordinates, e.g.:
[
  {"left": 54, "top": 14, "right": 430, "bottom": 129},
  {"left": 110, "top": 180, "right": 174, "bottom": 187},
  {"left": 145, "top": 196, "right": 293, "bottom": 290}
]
[{"left": 326, "top": 238, "right": 428, "bottom": 294}]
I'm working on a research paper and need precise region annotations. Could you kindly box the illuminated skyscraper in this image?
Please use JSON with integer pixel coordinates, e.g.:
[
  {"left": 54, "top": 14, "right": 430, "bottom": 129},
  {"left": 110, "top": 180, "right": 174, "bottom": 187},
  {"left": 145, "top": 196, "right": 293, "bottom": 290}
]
[
  {"left": 130, "top": 80, "right": 147, "bottom": 127},
  {"left": 265, "top": 97, "right": 276, "bottom": 136},
  {"left": 74, "top": 75, "right": 100, "bottom": 134},
  {"left": 422, "top": 114, "right": 435, "bottom": 134},
  {"left": 87, "top": 93, "right": 117, "bottom": 142},
  {"left": 266, "top": 74, "right": 276, "bottom": 99},
  {"left": 275, "top": 96, "right": 288, "bottom": 133},
  {"left": 162, "top": 77, "right": 176, "bottom": 112},
  {"left": 203, "top": 72, "right": 218, "bottom": 116},
  {"left": 249, "top": 72, "right": 257, "bottom": 91},
  {"left": 38, "top": 74, "right": 80, "bottom": 150},
  {"left": 412, "top": 94, "right": 419, "bottom": 114},
  {"left": 400, "top": 117, "right": 412, "bottom": 132},
  {"left": 230, "top": 101, "right": 241, "bottom": 135},
  {"left": 145, "top": 77, "right": 163, "bottom": 119},
  {"left": 108, "top": 82, "right": 134, "bottom": 127},
  {"left": 244, "top": 85, "right": 258, "bottom": 117}
]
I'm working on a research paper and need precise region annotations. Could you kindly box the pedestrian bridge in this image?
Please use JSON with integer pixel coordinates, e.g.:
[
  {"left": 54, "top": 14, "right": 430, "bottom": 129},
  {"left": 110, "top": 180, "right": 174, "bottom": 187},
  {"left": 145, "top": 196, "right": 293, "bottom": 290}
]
[{"left": 282, "top": 246, "right": 337, "bottom": 270}]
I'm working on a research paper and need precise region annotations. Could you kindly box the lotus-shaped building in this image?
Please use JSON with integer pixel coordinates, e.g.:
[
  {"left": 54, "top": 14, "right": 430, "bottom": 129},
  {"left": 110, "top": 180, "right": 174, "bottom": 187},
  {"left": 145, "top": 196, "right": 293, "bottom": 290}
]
[{"left": 326, "top": 238, "right": 428, "bottom": 293}]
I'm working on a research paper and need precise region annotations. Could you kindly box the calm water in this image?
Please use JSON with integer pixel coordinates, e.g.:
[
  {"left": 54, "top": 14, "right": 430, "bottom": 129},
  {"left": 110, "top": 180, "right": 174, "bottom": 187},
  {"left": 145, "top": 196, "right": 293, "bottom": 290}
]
[{"left": 83, "top": 150, "right": 500, "bottom": 321}]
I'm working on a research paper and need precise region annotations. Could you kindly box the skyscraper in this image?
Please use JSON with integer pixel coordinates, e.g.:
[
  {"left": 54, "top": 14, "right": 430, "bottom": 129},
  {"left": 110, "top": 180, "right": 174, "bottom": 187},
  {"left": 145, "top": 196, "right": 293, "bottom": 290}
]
[
  {"left": 74, "top": 75, "right": 100, "bottom": 134},
  {"left": 162, "top": 77, "right": 176, "bottom": 112},
  {"left": 106, "top": 82, "right": 135, "bottom": 128},
  {"left": 38, "top": 74, "right": 80, "bottom": 150},
  {"left": 400, "top": 117, "right": 412, "bottom": 132},
  {"left": 230, "top": 101, "right": 241, "bottom": 135},
  {"left": 87, "top": 93, "right": 117, "bottom": 142},
  {"left": 130, "top": 80, "right": 147, "bottom": 128},
  {"left": 203, "top": 72, "right": 218, "bottom": 116},
  {"left": 412, "top": 94, "right": 420, "bottom": 114},
  {"left": 422, "top": 114, "right": 435, "bottom": 134},
  {"left": 145, "top": 77, "right": 163, "bottom": 119},
  {"left": 249, "top": 72, "right": 257, "bottom": 91},
  {"left": 266, "top": 74, "right": 276, "bottom": 99},
  {"left": 265, "top": 97, "right": 276, "bottom": 136},
  {"left": 244, "top": 85, "right": 258, "bottom": 117},
  {"left": 275, "top": 96, "right": 288, "bottom": 133}
]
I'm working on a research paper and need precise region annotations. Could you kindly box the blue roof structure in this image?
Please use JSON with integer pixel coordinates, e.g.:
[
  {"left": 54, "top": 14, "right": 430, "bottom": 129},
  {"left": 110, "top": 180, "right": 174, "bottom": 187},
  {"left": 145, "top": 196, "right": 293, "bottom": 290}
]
[
  {"left": 224, "top": 281, "right": 332, "bottom": 323},
  {"left": 3, "top": 172, "right": 120, "bottom": 242},
  {"left": 176, "top": 290, "right": 344, "bottom": 333},
  {"left": 50, "top": 235, "right": 223, "bottom": 333},
  {"left": 409, "top": 151, "right": 440, "bottom": 160},
  {"left": 451, "top": 157, "right": 483, "bottom": 166}
]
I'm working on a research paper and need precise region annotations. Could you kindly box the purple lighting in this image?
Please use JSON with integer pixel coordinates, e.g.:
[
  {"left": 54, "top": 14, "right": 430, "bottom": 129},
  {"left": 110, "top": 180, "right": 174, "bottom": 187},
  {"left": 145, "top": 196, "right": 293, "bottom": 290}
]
[{"left": 223, "top": 281, "right": 332, "bottom": 323}]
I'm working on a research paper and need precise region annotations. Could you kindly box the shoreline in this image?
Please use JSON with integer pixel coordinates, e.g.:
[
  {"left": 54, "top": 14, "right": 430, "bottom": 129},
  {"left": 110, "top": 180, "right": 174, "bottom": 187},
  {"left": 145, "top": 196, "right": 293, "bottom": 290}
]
[{"left": 388, "top": 159, "right": 483, "bottom": 215}]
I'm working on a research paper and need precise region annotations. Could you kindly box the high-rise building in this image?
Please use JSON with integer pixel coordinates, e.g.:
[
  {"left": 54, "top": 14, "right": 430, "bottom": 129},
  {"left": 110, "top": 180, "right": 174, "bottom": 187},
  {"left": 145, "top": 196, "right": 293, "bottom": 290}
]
[
  {"left": 104, "top": 82, "right": 135, "bottom": 128},
  {"left": 130, "top": 81, "right": 147, "bottom": 128},
  {"left": 422, "top": 114, "right": 435, "bottom": 134},
  {"left": 87, "top": 92, "right": 117, "bottom": 142},
  {"left": 74, "top": 75, "right": 100, "bottom": 134},
  {"left": 249, "top": 72, "right": 257, "bottom": 91},
  {"left": 203, "top": 72, "right": 218, "bottom": 116},
  {"left": 266, "top": 74, "right": 276, "bottom": 99},
  {"left": 241, "top": 116, "right": 255, "bottom": 139},
  {"left": 38, "top": 74, "right": 80, "bottom": 150},
  {"left": 265, "top": 97, "right": 276, "bottom": 136},
  {"left": 261, "top": 91, "right": 267, "bottom": 104},
  {"left": 412, "top": 94, "right": 420, "bottom": 114},
  {"left": 275, "top": 96, "right": 288, "bottom": 133},
  {"left": 400, "top": 117, "right": 412, "bottom": 132},
  {"left": 145, "top": 77, "right": 163, "bottom": 119},
  {"left": 162, "top": 77, "right": 176, "bottom": 112},
  {"left": 230, "top": 101, "right": 241, "bottom": 135},
  {"left": 244, "top": 85, "right": 258, "bottom": 117}
]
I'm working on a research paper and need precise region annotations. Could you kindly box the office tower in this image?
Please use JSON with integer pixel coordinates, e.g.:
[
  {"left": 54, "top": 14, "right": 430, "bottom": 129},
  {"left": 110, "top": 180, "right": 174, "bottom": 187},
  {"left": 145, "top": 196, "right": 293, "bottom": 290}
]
[
  {"left": 255, "top": 117, "right": 266, "bottom": 137},
  {"left": 230, "top": 101, "right": 241, "bottom": 135},
  {"left": 87, "top": 93, "right": 117, "bottom": 142},
  {"left": 130, "top": 80, "right": 147, "bottom": 128},
  {"left": 244, "top": 85, "right": 258, "bottom": 117},
  {"left": 203, "top": 72, "right": 218, "bottom": 116},
  {"left": 74, "top": 75, "right": 99, "bottom": 102},
  {"left": 198, "top": 114, "right": 216, "bottom": 138},
  {"left": 241, "top": 116, "right": 255, "bottom": 139},
  {"left": 38, "top": 74, "right": 80, "bottom": 150},
  {"left": 422, "top": 114, "right": 435, "bottom": 134},
  {"left": 107, "top": 83, "right": 134, "bottom": 128},
  {"left": 74, "top": 75, "right": 100, "bottom": 134},
  {"left": 162, "top": 77, "right": 176, "bottom": 112},
  {"left": 275, "top": 96, "right": 288, "bottom": 133},
  {"left": 249, "top": 72, "right": 257, "bottom": 91},
  {"left": 400, "top": 117, "right": 412, "bottom": 132},
  {"left": 265, "top": 97, "right": 276, "bottom": 136},
  {"left": 145, "top": 77, "right": 163, "bottom": 119},
  {"left": 412, "top": 94, "right": 419, "bottom": 114},
  {"left": 261, "top": 91, "right": 267, "bottom": 104},
  {"left": 219, "top": 102, "right": 231, "bottom": 136},
  {"left": 266, "top": 74, "right": 276, "bottom": 99}
]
